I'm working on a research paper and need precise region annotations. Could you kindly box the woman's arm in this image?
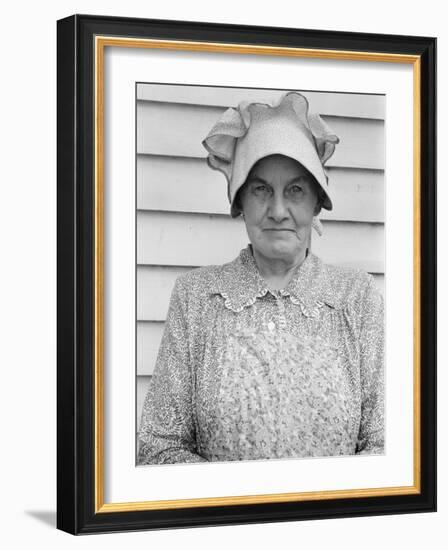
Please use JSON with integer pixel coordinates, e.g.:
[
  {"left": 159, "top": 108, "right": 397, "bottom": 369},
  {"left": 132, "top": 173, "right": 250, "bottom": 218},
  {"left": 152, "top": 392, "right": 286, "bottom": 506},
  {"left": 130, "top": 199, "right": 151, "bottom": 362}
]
[
  {"left": 138, "top": 275, "right": 207, "bottom": 464},
  {"left": 356, "top": 274, "right": 385, "bottom": 455}
]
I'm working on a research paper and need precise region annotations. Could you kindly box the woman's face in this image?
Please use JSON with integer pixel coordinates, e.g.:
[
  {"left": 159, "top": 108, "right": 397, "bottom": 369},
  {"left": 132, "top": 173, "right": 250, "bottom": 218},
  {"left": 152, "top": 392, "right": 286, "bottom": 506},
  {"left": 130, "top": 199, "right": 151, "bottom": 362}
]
[{"left": 239, "top": 154, "right": 321, "bottom": 264}]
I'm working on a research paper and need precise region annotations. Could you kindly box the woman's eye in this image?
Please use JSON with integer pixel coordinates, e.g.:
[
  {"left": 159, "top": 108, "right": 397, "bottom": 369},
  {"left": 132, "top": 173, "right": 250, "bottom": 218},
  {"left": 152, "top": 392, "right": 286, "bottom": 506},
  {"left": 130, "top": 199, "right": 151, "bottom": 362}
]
[
  {"left": 252, "top": 184, "right": 269, "bottom": 195},
  {"left": 289, "top": 184, "right": 304, "bottom": 194}
]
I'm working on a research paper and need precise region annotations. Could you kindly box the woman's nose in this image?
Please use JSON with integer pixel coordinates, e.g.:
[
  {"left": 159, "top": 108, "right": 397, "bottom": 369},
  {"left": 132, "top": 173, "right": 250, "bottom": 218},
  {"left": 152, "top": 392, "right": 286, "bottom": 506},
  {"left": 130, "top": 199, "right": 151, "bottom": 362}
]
[{"left": 268, "top": 193, "right": 289, "bottom": 222}]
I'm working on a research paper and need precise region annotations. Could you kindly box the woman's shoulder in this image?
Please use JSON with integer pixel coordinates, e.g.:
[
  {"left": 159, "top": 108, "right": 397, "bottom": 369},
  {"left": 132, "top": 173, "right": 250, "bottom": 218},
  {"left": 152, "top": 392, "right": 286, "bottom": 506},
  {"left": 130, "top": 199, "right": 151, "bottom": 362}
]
[
  {"left": 321, "top": 260, "right": 374, "bottom": 287},
  {"left": 173, "top": 256, "right": 240, "bottom": 297},
  {"left": 317, "top": 258, "right": 380, "bottom": 310}
]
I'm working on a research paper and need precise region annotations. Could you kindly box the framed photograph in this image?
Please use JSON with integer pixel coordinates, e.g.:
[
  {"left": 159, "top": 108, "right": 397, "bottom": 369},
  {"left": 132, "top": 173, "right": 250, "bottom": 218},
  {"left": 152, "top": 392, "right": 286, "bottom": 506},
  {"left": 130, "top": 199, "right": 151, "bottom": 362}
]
[{"left": 57, "top": 14, "right": 436, "bottom": 535}]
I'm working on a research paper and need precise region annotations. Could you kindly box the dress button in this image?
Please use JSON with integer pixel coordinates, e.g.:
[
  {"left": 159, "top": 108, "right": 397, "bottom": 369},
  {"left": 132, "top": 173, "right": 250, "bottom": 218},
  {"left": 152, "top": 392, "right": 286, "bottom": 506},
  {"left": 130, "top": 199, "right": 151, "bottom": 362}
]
[{"left": 267, "top": 321, "right": 275, "bottom": 331}]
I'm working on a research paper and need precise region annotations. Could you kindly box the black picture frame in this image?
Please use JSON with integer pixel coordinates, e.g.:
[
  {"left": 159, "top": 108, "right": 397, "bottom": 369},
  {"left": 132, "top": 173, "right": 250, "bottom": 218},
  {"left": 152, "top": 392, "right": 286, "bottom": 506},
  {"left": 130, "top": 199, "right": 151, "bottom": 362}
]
[{"left": 57, "top": 14, "right": 436, "bottom": 535}]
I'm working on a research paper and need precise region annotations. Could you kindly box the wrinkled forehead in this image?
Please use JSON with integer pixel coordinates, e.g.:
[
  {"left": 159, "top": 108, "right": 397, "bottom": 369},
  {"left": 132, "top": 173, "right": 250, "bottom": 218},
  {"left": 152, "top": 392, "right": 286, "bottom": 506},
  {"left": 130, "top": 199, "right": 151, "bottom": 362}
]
[
  {"left": 247, "top": 154, "right": 315, "bottom": 180},
  {"left": 243, "top": 154, "right": 321, "bottom": 196}
]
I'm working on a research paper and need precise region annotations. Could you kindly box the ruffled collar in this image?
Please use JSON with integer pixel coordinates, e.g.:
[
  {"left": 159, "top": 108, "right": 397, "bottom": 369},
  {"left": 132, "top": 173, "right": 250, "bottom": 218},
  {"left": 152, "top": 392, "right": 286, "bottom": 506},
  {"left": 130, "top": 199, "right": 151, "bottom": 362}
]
[{"left": 211, "top": 245, "right": 339, "bottom": 317}]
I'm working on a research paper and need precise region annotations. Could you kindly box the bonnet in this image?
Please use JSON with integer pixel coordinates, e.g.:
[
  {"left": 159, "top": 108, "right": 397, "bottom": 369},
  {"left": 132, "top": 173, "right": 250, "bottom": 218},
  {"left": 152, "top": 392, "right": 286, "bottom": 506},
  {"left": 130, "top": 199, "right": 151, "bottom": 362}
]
[{"left": 201, "top": 91, "right": 340, "bottom": 233}]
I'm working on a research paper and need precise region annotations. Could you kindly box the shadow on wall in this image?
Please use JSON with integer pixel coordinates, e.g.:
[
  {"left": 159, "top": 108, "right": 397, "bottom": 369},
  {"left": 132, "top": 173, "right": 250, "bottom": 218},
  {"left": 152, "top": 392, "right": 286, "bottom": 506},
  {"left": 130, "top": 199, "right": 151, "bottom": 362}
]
[{"left": 25, "top": 510, "right": 56, "bottom": 529}]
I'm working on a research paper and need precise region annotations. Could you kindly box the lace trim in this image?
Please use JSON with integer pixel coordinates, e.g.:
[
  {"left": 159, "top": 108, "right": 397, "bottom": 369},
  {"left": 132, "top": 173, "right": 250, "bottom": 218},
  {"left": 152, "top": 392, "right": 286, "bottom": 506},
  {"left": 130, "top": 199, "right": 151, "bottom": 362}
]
[
  {"left": 211, "top": 246, "right": 339, "bottom": 317},
  {"left": 216, "top": 289, "right": 330, "bottom": 317},
  {"left": 217, "top": 288, "right": 270, "bottom": 313},
  {"left": 288, "top": 295, "right": 326, "bottom": 318}
]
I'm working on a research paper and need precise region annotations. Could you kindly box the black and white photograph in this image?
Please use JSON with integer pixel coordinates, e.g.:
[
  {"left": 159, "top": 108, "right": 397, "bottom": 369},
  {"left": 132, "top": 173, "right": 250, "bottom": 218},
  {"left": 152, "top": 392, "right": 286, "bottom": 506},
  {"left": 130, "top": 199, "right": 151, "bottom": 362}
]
[
  {"left": 136, "top": 84, "right": 385, "bottom": 466},
  {"left": 0, "top": 0, "right": 442, "bottom": 543},
  {"left": 54, "top": 12, "right": 436, "bottom": 535}
]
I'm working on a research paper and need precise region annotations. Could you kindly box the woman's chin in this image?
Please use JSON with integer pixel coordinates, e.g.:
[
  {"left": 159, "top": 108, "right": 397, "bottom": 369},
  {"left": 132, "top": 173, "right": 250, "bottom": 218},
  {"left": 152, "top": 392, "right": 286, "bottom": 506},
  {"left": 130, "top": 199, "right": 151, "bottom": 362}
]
[{"left": 256, "top": 241, "right": 303, "bottom": 262}]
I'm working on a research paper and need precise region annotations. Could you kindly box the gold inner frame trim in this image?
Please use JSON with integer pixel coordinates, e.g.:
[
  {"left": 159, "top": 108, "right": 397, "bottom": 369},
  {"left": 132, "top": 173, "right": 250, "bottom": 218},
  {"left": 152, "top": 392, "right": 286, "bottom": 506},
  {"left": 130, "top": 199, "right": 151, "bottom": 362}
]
[{"left": 94, "top": 35, "right": 422, "bottom": 514}]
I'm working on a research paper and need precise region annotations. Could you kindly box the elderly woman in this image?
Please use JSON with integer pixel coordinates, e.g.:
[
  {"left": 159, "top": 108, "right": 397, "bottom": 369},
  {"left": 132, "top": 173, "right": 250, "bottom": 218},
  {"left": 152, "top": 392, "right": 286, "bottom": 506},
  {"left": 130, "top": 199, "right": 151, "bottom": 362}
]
[{"left": 138, "top": 91, "right": 384, "bottom": 464}]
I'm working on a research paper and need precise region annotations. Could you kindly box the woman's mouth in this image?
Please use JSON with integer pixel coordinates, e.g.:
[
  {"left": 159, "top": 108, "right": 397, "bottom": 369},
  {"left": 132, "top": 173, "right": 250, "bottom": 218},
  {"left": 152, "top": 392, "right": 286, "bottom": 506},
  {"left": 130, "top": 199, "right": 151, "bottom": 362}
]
[{"left": 263, "top": 228, "right": 295, "bottom": 232}]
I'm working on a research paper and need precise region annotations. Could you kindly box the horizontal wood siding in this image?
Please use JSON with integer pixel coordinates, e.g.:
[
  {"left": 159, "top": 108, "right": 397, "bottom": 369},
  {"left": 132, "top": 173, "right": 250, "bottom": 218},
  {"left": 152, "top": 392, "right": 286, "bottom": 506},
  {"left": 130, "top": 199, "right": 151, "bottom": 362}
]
[
  {"left": 137, "top": 376, "right": 151, "bottom": 435},
  {"left": 137, "top": 87, "right": 385, "bottom": 119}
]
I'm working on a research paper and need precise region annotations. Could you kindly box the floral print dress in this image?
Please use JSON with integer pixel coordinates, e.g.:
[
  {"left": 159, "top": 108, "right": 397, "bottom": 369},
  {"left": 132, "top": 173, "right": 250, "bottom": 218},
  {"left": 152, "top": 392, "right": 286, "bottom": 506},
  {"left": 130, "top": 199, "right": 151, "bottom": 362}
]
[{"left": 138, "top": 245, "right": 384, "bottom": 464}]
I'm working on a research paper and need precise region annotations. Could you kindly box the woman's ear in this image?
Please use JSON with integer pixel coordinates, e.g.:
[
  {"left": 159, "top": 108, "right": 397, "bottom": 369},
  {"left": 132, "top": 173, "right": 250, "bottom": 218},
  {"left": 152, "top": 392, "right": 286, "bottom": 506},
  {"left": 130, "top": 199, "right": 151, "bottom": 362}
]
[
  {"left": 235, "top": 183, "right": 248, "bottom": 218},
  {"left": 313, "top": 198, "right": 322, "bottom": 217},
  {"left": 312, "top": 181, "right": 324, "bottom": 217}
]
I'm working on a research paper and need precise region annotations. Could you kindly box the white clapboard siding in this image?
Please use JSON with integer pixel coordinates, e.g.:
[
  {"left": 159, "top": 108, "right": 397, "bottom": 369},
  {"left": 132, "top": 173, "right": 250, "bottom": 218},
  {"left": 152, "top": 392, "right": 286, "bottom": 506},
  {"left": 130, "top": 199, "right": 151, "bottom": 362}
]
[
  {"left": 137, "top": 321, "right": 164, "bottom": 376},
  {"left": 137, "top": 102, "right": 384, "bottom": 170},
  {"left": 373, "top": 273, "right": 384, "bottom": 297},
  {"left": 137, "top": 265, "right": 192, "bottom": 321},
  {"left": 137, "top": 156, "right": 384, "bottom": 223},
  {"left": 137, "top": 211, "right": 384, "bottom": 272},
  {"left": 137, "top": 86, "right": 385, "bottom": 120},
  {"left": 137, "top": 375, "right": 151, "bottom": 433}
]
